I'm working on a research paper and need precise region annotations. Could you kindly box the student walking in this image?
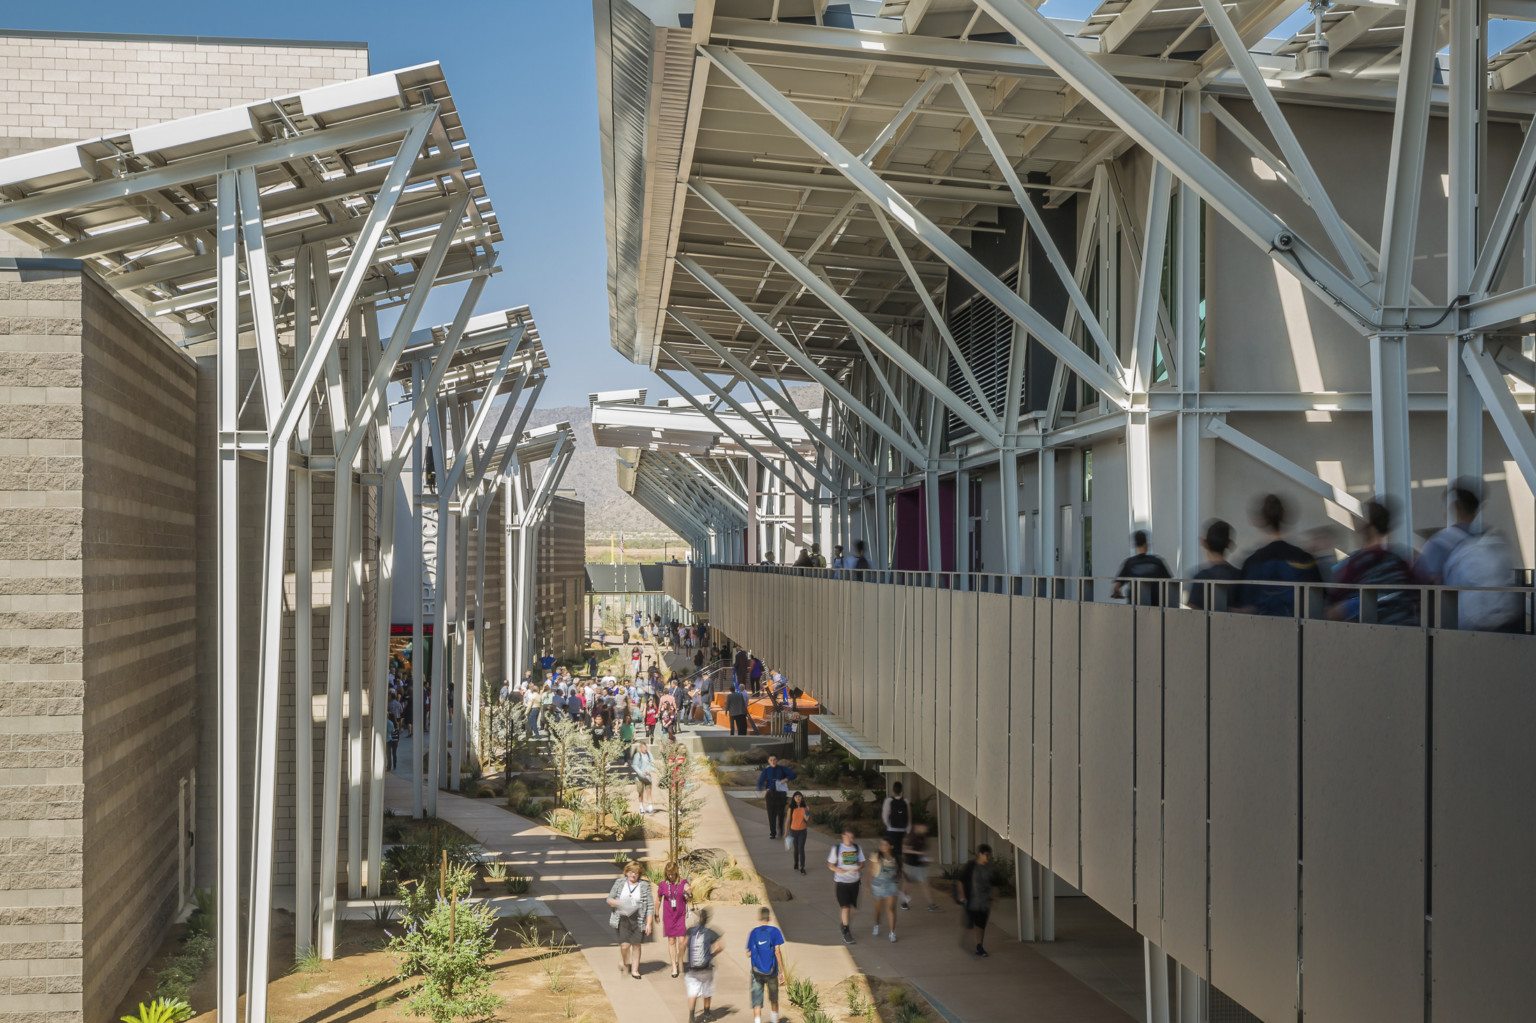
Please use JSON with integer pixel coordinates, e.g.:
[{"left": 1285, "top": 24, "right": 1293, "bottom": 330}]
[
  {"left": 655, "top": 861, "right": 691, "bottom": 978},
  {"left": 386, "top": 716, "right": 399, "bottom": 771},
  {"left": 746, "top": 906, "right": 787, "bottom": 1023},
  {"left": 828, "top": 827, "right": 866, "bottom": 945},
  {"left": 786, "top": 791, "right": 809, "bottom": 874},
  {"left": 902, "top": 823, "right": 939, "bottom": 911},
  {"left": 880, "top": 781, "right": 910, "bottom": 876},
  {"left": 684, "top": 908, "right": 724, "bottom": 1023},
  {"left": 868, "top": 838, "right": 901, "bottom": 942},
  {"left": 725, "top": 686, "right": 750, "bottom": 736},
  {"left": 606, "top": 860, "right": 654, "bottom": 978},
  {"left": 756, "top": 755, "right": 797, "bottom": 839},
  {"left": 631, "top": 741, "right": 657, "bottom": 815},
  {"left": 954, "top": 844, "right": 995, "bottom": 958}
]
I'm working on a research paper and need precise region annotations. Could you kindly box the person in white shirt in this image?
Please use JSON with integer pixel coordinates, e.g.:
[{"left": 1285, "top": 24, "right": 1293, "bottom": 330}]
[{"left": 827, "top": 827, "right": 866, "bottom": 945}]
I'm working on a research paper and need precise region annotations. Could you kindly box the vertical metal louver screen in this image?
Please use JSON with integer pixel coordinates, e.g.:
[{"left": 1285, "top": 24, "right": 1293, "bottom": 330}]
[{"left": 944, "top": 267, "right": 1019, "bottom": 443}]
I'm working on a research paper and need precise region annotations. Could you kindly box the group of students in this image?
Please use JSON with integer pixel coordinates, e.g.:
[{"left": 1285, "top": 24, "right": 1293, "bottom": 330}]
[
  {"left": 751, "top": 768, "right": 994, "bottom": 957},
  {"left": 1115, "top": 488, "right": 1523, "bottom": 630},
  {"left": 606, "top": 858, "right": 788, "bottom": 1023}
]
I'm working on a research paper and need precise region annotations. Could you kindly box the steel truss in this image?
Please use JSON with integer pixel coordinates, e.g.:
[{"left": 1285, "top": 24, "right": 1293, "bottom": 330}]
[
  {"left": 597, "top": 1, "right": 1536, "bottom": 577},
  {"left": 0, "top": 66, "right": 564, "bottom": 1022}
]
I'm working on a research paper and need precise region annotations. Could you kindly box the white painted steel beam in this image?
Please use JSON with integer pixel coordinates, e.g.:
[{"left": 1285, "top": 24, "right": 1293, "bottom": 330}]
[
  {"left": 1463, "top": 342, "right": 1536, "bottom": 492},
  {"left": 967, "top": 0, "right": 1379, "bottom": 329},
  {"left": 1205, "top": 417, "right": 1364, "bottom": 518},
  {"left": 1197, "top": 0, "right": 1372, "bottom": 286},
  {"left": 675, "top": 257, "right": 929, "bottom": 466},
  {"left": 699, "top": 48, "right": 1133, "bottom": 408},
  {"left": 672, "top": 310, "right": 877, "bottom": 479},
  {"left": 689, "top": 176, "right": 1008, "bottom": 444}
]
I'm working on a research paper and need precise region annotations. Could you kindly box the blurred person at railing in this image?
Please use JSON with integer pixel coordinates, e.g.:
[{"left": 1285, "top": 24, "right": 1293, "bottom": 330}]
[
  {"left": 794, "top": 546, "right": 814, "bottom": 567},
  {"left": 760, "top": 551, "right": 777, "bottom": 566},
  {"left": 750, "top": 655, "right": 764, "bottom": 692},
  {"left": 1233, "top": 494, "right": 1323, "bottom": 616},
  {"left": 1187, "top": 519, "right": 1240, "bottom": 611},
  {"left": 1110, "top": 530, "right": 1172, "bottom": 606},
  {"left": 1419, "top": 481, "right": 1523, "bottom": 631},
  {"left": 830, "top": 543, "right": 849, "bottom": 577},
  {"left": 851, "top": 539, "right": 872, "bottom": 571},
  {"left": 735, "top": 646, "right": 751, "bottom": 692}
]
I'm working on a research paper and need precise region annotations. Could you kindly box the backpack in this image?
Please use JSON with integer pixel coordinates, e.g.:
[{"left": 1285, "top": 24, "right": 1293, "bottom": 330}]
[
  {"left": 686, "top": 926, "right": 714, "bottom": 970},
  {"left": 747, "top": 925, "right": 779, "bottom": 974},
  {"left": 888, "top": 796, "right": 909, "bottom": 831},
  {"left": 1444, "top": 530, "right": 1521, "bottom": 630}
]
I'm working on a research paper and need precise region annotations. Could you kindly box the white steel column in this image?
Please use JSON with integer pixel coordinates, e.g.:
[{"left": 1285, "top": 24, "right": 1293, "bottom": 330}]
[
  {"left": 1176, "top": 86, "right": 1203, "bottom": 575},
  {"left": 213, "top": 169, "right": 241, "bottom": 1023},
  {"left": 238, "top": 168, "right": 285, "bottom": 1023},
  {"left": 1015, "top": 846, "right": 1036, "bottom": 941},
  {"left": 1039, "top": 448, "right": 1057, "bottom": 576},
  {"left": 412, "top": 367, "right": 428, "bottom": 820},
  {"left": 345, "top": 314, "right": 367, "bottom": 901},
  {"left": 1145, "top": 939, "right": 1171, "bottom": 1023},
  {"left": 1449, "top": 0, "right": 1486, "bottom": 486},
  {"left": 1177, "top": 962, "right": 1208, "bottom": 1023},
  {"left": 293, "top": 247, "right": 315, "bottom": 957},
  {"left": 1372, "top": 0, "right": 1441, "bottom": 541}
]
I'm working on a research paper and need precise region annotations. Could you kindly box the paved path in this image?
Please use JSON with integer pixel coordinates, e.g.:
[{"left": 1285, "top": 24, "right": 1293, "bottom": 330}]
[{"left": 395, "top": 745, "right": 1142, "bottom": 1023}]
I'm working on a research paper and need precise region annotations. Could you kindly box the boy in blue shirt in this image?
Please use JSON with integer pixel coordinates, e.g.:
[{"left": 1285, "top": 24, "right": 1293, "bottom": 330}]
[{"left": 746, "top": 906, "right": 786, "bottom": 1023}]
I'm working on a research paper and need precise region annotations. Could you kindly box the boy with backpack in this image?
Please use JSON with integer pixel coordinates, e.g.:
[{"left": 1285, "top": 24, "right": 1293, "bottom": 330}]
[
  {"left": 746, "top": 906, "right": 787, "bottom": 1023},
  {"left": 827, "top": 826, "right": 866, "bottom": 945},
  {"left": 880, "top": 781, "right": 911, "bottom": 889},
  {"left": 684, "top": 908, "right": 724, "bottom": 1023}
]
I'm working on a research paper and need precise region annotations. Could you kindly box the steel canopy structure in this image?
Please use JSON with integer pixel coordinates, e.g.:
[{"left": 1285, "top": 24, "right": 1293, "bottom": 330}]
[
  {"left": 596, "top": 4, "right": 1536, "bottom": 1019},
  {"left": 0, "top": 65, "right": 556, "bottom": 1023},
  {"left": 596, "top": 0, "right": 1536, "bottom": 582},
  {"left": 591, "top": 387, "right": 824, "bottom": 562}
]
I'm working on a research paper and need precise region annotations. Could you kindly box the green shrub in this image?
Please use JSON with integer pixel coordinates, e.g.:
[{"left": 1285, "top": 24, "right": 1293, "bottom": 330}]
[
  {"left": 183, "top": 887, "right": 215, "bottom": 938},
  {"left": 740, "top": 892, "right": 760, "bottom": 905},
  {"left": 292, "top": 945, "right": 325, "bottom": 974},
  {"left": 787, "top": 978, "right": 820, "bottom": 1011},
  {"left": 387, "top": 895, "right": 502, "bottom": 1023},
  {"left": 895, "top": 1002, "right": 926, "bottom": 1023},
  {"left": 119, "top": 998, "right": 194, "bottom": 1023},
  {"left": 505, "top": 874, "right": 531, "bottom": 896},
  {"left": 484, "top": 862, "right": 509, "bottom": 882},
  {"left": 846, "top": 977, "right": 866, "bottom": 1015},
  {"left": 155, "top": 929, "right": 215, "bottom": 1002}
]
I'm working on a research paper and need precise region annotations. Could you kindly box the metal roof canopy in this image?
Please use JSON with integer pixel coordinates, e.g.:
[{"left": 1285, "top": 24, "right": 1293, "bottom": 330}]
[
  {"left": 0, "top": 62, "right": 498, "bottom": 346},
  {"left": 600, "top": 0, "right": 1536, "bottom": 379},
  {"left": 591, "top": 393, "right": 819, "bottom": 457}
]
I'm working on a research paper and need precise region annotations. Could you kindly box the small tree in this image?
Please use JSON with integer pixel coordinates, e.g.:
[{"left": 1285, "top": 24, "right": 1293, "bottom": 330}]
[
  {"left": 587, "top": 735, "right": 629, "bottom": 834},
  {"left": 544, "top": 714, "right": 592, "bottom": 807},
  {"left": 660, "top": 741, "right": 707, "bottom": 865},
  {"left": 388, "top": 893, "right": 502, "bottom": 1023}
]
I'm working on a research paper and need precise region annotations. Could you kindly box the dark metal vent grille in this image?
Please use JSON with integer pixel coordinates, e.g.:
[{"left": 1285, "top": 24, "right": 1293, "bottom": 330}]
[{"left": 944, "top": 267, "right": 1019, "bottom": 443}]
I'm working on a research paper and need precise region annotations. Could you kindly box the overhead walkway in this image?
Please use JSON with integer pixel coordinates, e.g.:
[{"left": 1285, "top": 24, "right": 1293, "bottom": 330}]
[{"left": 712, "top": 564, "right": 1536, "bottom": 1023}]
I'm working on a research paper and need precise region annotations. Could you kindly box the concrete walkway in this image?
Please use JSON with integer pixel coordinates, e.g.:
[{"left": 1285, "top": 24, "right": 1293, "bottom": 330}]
[{"left": 394, "top": 749, "right": 1141, "bottom": 1023}]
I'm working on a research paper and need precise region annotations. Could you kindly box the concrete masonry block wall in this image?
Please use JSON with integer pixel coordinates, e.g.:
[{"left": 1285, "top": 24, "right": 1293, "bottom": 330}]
[
  {"left": 0, "top": 265, "right": 88, "bottom": 1021},
  {"left": 79, "top": 275, "right": 198, "bottom": 1023}
]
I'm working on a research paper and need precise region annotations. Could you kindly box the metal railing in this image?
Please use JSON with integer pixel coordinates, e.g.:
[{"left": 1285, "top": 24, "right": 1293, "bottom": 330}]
[{"left": 719, "top": 564, "right": 1536, "bottom": 634}]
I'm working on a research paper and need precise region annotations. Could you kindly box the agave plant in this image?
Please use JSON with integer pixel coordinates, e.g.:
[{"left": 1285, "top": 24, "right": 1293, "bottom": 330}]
[
  {"left": 120, "top": 997, "right": 194, "bottom": 1023},
  {"left": 484, "top": 861, "right": 509, "bottom": 882}
]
